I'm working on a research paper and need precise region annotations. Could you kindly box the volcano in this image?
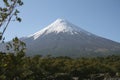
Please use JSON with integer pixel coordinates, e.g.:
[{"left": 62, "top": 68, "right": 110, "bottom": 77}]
[{"left": 16, "top": 19, "right": 120, "bottom": 57}]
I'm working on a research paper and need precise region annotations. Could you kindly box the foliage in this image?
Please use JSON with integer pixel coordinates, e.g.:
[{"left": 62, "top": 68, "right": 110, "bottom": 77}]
[
  {"left": 0, "top": 0, "right": 23, "bottom": 41},
  {"left": 0, "top": 49, "right": 120, "bottom": 80}
]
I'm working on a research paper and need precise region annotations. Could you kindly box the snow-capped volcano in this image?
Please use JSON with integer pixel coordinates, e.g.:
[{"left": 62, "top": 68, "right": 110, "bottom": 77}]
[
  {"left": 20, "top": 18, "right": 120, "bottom": 57},
  {"left": 28, "top": 18, "right": 92, "bottom": 40},
  {"left": 1, "top": 18, "right": 120, "bottom": 57}
]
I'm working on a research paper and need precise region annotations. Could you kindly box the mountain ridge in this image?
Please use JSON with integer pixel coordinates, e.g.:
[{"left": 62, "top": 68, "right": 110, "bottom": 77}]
[
  {"left": 1, "top": 18, "right": 120, "bottom": 57},
  {"left": 28, "top": 18, "right": 94, "bottom": 40},
  {"left": 21, "top": 18, "right": 120, "bottom": 57}
]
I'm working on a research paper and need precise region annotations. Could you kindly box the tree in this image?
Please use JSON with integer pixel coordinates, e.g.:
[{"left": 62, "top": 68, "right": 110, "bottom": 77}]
[
  {"left": 0, "top": 0, "right": 23, "bottom": 41},
  {"left": 0, "top": 37, "right": 26, "bottom": 80}
]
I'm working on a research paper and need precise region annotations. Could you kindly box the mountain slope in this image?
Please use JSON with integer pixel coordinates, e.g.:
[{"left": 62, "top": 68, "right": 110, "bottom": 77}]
[
  {"left": 20, "top": 18, "right": 120, "bottom": 57},
  {"left": 28, "top": 19, "right": 92, "bottom": 40}
]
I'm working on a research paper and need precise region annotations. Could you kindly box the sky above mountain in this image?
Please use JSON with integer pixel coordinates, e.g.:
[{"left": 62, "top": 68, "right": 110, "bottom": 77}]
[{"left": 2, "top": 0, "right": 120, "bottom": 42}]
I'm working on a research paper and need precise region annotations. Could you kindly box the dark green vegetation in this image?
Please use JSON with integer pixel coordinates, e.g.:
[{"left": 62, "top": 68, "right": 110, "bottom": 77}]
[
  {"left": 0, "top": 39, "right": 120, "bottom": 80},
  {"left": 1, "top": 53, "right": 120, "bottom": 80}
]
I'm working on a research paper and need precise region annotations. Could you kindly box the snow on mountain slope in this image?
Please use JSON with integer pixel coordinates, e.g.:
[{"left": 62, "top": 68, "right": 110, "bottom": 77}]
[
  {"left": 28, "top": 18, "right": 92, "bottom": 40},
  {"left": 19, "top": 18, "right": 120, "bottom": 57},
  {"left": 1, "top": 18, "right": 120, "bottom": 57}
]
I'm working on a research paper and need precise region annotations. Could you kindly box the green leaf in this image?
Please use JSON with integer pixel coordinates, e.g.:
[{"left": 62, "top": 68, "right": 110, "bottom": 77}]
[
  {"left": 3, "top": 0, "right": 10, "bottom": 7},
  {"left": 16, "top": 17, "right": 22, "bottom": 22},
  {"left": 17, "top": 0, "right": 24, "bottom": 6},
  {"left": 3, "top": 8, "right": 8, "bottom": 12},
  {"left": 14, "top": 9, "right": 20, "bottom": 16}
]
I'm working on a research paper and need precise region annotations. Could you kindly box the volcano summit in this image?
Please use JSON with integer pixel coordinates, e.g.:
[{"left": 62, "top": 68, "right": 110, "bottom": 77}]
[{"left": 16, "top": 19, "right": 120, "bottom": 57}]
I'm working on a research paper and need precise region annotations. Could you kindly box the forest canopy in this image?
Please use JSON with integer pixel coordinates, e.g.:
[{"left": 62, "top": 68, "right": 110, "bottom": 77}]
[{"left": 0, "top": 50, "right": 120, "bottom": 80}]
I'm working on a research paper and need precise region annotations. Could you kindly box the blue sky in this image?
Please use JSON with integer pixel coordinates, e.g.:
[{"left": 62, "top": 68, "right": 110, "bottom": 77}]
[{"left": 3, "top": 0, "right": 120, "bottom": 42}]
